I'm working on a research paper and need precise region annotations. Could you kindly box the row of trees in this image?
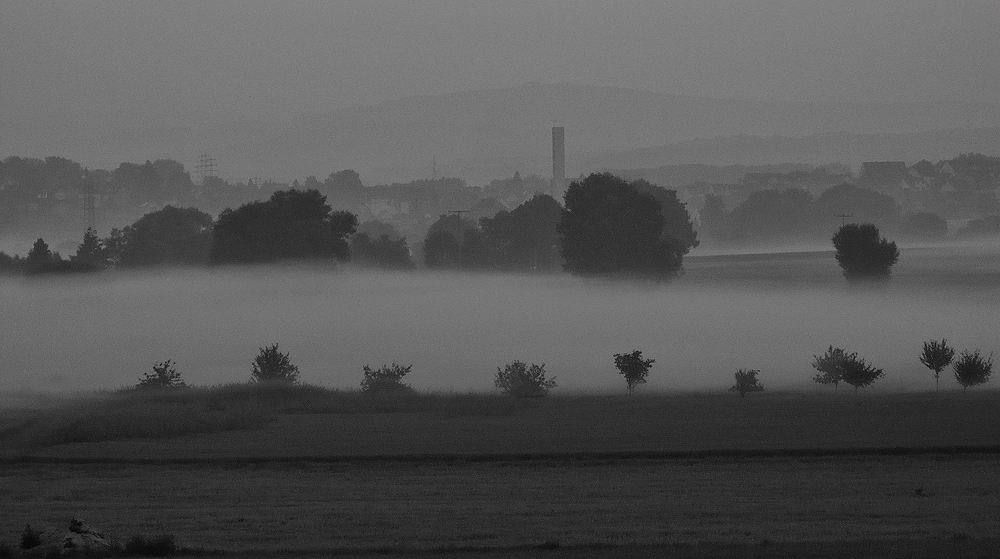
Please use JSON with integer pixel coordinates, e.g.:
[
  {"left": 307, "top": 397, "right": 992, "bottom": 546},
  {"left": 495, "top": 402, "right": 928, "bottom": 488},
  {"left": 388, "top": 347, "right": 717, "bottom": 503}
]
[
  {"left": 812, "top": 340, "right": 993, "bottom": 392},
  {"left": 5, "top": 172, "right": 701, "bottom": 280},
  {"left": 422, "top": 174, "right": 699, "bottom": 278}
]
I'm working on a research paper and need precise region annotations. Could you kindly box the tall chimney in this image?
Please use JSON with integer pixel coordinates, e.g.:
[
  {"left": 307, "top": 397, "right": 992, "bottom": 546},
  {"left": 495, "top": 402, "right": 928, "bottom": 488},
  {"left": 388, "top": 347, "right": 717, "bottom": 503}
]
[{"left": 552, "top": 126, "right": 565, "bottom": 198}]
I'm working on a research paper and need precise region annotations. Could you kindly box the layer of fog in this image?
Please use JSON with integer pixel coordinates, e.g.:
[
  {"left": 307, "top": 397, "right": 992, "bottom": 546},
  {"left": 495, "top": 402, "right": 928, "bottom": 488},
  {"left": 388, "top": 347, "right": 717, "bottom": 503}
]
[{"left": 2, "top": 245, "right": 998, "bottom": 395}]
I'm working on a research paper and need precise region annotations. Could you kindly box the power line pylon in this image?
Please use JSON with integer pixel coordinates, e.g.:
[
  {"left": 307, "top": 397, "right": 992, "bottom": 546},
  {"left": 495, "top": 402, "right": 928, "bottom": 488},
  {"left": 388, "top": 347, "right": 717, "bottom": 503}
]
[
  {"left": 196, "top": 153, "right": 217, "bottom": 185},
  {"left": 83, "top": 169, "right": 96, "bottom": 232}
]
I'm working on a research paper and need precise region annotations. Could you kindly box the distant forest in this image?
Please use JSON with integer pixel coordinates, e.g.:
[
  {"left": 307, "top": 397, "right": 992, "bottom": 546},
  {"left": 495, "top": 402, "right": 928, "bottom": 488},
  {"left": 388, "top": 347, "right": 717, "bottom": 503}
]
[{"left": 2, "top": 152, "right": 1000, "bottom": 275}]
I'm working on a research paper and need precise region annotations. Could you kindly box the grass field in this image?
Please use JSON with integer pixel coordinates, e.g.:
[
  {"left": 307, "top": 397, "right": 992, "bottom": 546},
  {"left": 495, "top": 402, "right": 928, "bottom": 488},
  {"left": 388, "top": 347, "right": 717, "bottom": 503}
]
[{"left": 3, "top": 388, "right": 1000, "bottom": 557}]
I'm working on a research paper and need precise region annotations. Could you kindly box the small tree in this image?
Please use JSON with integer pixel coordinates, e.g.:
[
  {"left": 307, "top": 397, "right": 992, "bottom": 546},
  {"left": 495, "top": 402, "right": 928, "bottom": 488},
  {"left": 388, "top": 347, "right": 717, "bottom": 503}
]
[
  {"left": 919, "top": 339, "right": 955, "bottom": 391},
  {"left": 832, "top": 223, "right": 899, "bottom": 280},
  {"left": 494, "top": 361, "right": 556, "bottom": 398},
  {"left": 953, "top": 350, "right": 993, "bottom": 392},
  {"left": 361, "top": 363, "right": 413, "bottom": 393},
  {"left": 811, "top": 346, "right": 856, "bottom": 391},
  {"left": 251, "top": 344, "right": 300, "bottom": 384},
  {"left": 613, "top": 350, "right": 654, "bottom": 395},
  {"left": 840, "top": 356, "right": 884, "bottom": 392},
  {"left": 137, "top": 360, "right": 186, "bottom": 389},
  {"left": 729, "top": 368, "right": 764, "bottom": 397}
]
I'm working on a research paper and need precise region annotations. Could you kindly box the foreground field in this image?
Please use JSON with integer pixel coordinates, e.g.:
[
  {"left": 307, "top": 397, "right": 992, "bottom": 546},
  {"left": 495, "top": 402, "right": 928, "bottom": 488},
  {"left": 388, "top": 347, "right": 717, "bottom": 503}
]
[
  {"left": 4, "top": 389, "right": 1000, "bottom": 557},
  {"left": 2, "top": 455, "right": 999, "bottom": 556},
  {"left": 11, "top": 390, "right": 1000, "bottom": 461}
]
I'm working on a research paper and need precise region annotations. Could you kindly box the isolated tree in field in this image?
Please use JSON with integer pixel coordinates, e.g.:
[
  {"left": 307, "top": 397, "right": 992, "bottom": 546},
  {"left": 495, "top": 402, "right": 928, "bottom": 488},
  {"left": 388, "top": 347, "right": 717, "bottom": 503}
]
[
  {"left": 832, "top": 223, "right": 899, "bottom": 280},
  {"left": 360, "top": 363, "right": 413, "bottom": 393},
  {"left": 953, "top": 350, "right": 993, "bottom": 392},
  {"left": 840, "top": 356, "right": 884, "bottom": 392},
  {"left": 494, "top": 361, "right": 556, "bottom": 398},
  {"left": 811, "top": 346, "right": 856, "bottom": 391},
  {"left": 730, "top": 368, "right": 764, "bottom": 397},
  {"left": 919, "top": 339, "right": 955, "bottom": 391},
  {"left": 251, "top": 344, "right": 300, "bottom": 384},
  {"left": 72, "top": 227, "right": 109, "bottom": 269},
  {"left": 137, "top": 360, "right": 186, "bottom": 389},
  {"left": 614, "top": 350, "right": 655, "bottom": 395}
]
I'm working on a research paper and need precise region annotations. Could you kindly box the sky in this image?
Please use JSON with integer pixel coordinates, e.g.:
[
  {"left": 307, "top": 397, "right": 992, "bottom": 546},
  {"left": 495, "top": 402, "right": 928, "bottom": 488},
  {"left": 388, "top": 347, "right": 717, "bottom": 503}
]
[{"left": 2, "top": 1, "right": 999, "bottom": 126}]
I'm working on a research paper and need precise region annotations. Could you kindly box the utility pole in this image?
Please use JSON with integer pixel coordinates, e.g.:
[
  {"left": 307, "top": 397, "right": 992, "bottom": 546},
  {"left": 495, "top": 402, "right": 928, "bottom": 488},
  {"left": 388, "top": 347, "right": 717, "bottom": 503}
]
[
  {"left": 447, "top": 209, "right": 470, "bottom": 268},
  {"left": 835, "top": 214, "right": 853, "bottom": 227},
  {"left": 82, "top": 169, "right": 96, "bottom": 232},
  {"left": 431, "top": 156, "right": 438, "bottom": 181}
]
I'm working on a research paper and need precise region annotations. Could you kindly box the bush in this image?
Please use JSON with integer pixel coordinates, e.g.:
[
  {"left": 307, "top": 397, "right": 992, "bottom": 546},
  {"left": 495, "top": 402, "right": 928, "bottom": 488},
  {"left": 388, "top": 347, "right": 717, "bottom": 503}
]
[
  {"left": 494, "top": 361, "right": 556, "bottom": 398},
  {"left": 832, "top": 223, "right": 899, "bottom": 280},
  {"left": 953, "top": 350, "right": 993, "bottom": 392},
  {"left": 613, "top": 350, "right": 654, "bottom": 395},
  {"left": 729, "top": 368, "right": 764, "bottom": 397},
  {"left": 919, "top": 339, "right": 955, "bottom": 391},
  {"left": 840, "top": 356, "right": 884, "bottom": 392},
  {"left": 250, "top": 344, "right": 300, "bottom": 384},
  {"left": 360, "top": 363, "right": 413, "bottom": 393},
  {"left": 811, "top": 346, "right": 855, "bottom": 391},
  {"left": 20, "top": 524, "right": 42, "bottom": 550},
  {"left": 137, "top": 360, "right": 186, "bottom": 389},
  {"left": 124, "top": 534, "right": 177, "bottom": 557}
]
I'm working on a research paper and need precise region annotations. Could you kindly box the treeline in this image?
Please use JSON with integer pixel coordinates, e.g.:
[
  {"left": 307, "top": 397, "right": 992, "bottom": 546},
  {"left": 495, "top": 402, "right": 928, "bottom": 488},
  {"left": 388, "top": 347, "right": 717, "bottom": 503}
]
[
  {"left": 0, "top": 173, "right": 699, "bottom": 279},
  {"left": 700, "top": 181, "right": 1000, "bottom": 244}
]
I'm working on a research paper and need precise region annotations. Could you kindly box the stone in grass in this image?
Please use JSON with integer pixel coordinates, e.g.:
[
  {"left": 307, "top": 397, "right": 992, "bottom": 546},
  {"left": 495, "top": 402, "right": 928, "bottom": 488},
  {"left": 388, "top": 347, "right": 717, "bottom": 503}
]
[{"left": 21, "top": 518, "right": 111, "bottom": 557}]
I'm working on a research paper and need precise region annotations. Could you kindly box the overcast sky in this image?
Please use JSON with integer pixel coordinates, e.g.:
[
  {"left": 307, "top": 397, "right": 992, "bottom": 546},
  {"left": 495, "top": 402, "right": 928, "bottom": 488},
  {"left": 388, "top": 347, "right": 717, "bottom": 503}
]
[{"left": 2, "top": 1, "right": 998, "bottom": 124}]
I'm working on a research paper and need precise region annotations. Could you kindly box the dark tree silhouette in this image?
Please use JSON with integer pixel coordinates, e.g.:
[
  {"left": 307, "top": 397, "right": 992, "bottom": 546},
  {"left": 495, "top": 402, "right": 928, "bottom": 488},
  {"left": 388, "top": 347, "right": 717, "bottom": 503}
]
[
  {"left": 494, "top": 361, "right": 557, "bottom": 398},
  {"left": 72, "top": 227, "right": 109, "bottom": 269},
  {"left": 730, "top": 368, "right": 764, "bottom": 397},
  {"left": 832, "top": 223, "right": 899, "bottom": 280},
  {"left": 613, "top": 350, "right": 655, "bottom": 395},
  {"left": 953, "top": 350, "right": 993, "bottom": 392},
  {"left": 840, "top": 356, "right": 884, "bottom": 392},
  {"left": 559, "top": 173, "right": 695, "bottom": 278},
  {"left": 360, "top": 363, "right": 413, "bottom": 393},
  {"left": 211, "top": 189, "right": 356, "bottom": 264},
  {"left": 137, "top": 360, "right": 186, "bottom": 389},
  {"left": 423, "top": 230, "right": 461, "bottom": 268},
  {"left": 351, "top": 233, "right": 413, "bottom": 269},
  {"left": 108, "top": 206, "right": 213, "bottom": 267},
  {"left": 811, "top": 346, "right": 855, "bottom": 391},
  {"left": 479, "top": 194, "right": 563, "bottom": 271},
  {"left": 251, "top": 344, "right": 300, "bottom": 384},
  {"left": 919, "top": 339, "right": 955, "bottom": 391},
  {"left": 25, "top": 238, "right": 53, "bottom": 271}
]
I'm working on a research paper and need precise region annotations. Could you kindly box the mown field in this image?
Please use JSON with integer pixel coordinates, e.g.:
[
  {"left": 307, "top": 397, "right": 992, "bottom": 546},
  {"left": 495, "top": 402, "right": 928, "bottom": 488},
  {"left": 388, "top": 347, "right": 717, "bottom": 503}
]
[{"left": 3, "top": 388, "right": 1000, "bottom": 557}]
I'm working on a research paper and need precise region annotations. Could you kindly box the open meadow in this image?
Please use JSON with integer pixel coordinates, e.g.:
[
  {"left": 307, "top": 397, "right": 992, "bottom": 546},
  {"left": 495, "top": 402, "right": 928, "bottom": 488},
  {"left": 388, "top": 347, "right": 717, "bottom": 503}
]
[{"left": 2, "top": 243, "right": 999, "bottom": 557}]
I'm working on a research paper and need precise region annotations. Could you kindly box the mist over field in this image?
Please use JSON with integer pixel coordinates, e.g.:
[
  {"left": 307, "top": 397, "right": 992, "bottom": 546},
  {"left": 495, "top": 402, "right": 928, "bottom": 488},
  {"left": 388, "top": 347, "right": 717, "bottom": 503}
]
[{"left": 3, "top": 245, "right": 997, "bottom": 395}]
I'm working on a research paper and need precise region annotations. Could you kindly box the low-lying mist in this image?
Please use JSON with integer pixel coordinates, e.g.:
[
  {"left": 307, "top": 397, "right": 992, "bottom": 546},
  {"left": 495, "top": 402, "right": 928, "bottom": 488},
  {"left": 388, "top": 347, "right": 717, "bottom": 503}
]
[{"left": 3, "top": 244, "right": 998, "bottom": 395}]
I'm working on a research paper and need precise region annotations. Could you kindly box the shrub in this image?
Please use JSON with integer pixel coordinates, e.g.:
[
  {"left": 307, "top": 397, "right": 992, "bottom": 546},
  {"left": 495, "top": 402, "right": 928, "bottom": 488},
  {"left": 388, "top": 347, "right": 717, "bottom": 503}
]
[
  {"left": 953, "top": 350, "right": 993, "bottom": 392},
  {"left": 360, "top": 363, "right": 413, "bottom": 393},
  {"left": 137, "top": 360, "right": 186, "bottom": 389},
  {"left": 811, "top": 346, "right": 855, "bottom": 391},
  {"left": 919, "top": 339, "right": 955, "bottom": 391},
  {"left": 832, "top": 223, "right": 899, "bottom": 280},
  {"left": 613, "top": 350, "right": 654, "bottom": 395},
  {"left": 494, "top": 361, "right": 556, "bottom": 398},
  {"left": 124, "top": 534, "right": 177, "bottom": 557},
  {"left": 20, "top": 524, "right": 42, "bottom": 550},
  {"left": 840, "top": 356, "right": 884, "bottom": 392},
  {"left": 730, "top": 368, "right": 764, "bottom": 397},
  {"left": 250, "top": 344, "right": 300, "bottom": 384}
]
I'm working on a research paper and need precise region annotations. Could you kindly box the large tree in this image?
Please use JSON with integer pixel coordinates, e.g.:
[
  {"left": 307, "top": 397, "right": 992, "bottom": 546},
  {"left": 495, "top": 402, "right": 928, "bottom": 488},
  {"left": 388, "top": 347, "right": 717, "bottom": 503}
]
[
  {"left": 211, "top": 189, "right": 357, "bottom": 264},
  {"left": 558, "top": 173, "right": 696, "bottom": 278},
  {"left": 109, "top": 206, "right": 214, "bottom": 267},
  {"left": 832, "top": 223, "right": 900, "bottom": 280},
  {"left": 479, "top": 194, "right": 563, "bottom": 272}
]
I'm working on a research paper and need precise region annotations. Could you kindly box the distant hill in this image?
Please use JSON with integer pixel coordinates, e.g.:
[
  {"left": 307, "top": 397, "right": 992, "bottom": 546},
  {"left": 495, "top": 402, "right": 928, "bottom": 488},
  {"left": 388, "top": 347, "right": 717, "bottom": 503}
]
[{"left": 3, "top": 83, "right": 1000, "bottom": 184}]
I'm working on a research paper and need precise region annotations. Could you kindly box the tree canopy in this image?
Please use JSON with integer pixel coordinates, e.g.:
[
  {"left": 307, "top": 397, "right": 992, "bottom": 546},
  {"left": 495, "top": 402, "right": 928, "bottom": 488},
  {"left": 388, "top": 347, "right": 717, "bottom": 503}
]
[
  {"left": 211, "top": 189, "right": 357, "bottom": 264},
  {"left": 559, "top": 173, "right": 696, "bottom": 278},
  {"left": 832, "top": 223, "right": 900, "bottom": 280}
]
